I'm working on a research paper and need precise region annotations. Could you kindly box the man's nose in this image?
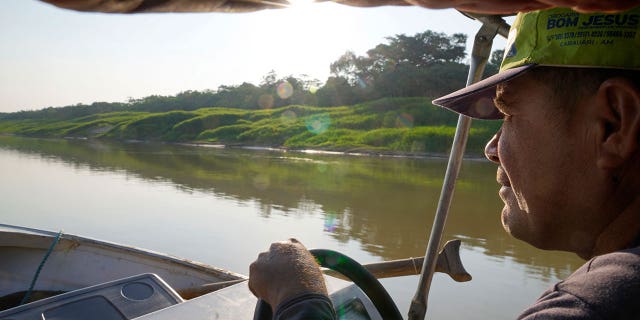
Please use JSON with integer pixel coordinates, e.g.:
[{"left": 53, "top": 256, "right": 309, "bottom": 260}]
[{"left": 484, "top": 128, "right": 501, "bottom": 164}]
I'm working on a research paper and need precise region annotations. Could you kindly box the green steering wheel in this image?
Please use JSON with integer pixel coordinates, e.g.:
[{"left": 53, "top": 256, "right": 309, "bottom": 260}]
[{"left": 254, "top": 249, "right": 402, "bottom": 320}]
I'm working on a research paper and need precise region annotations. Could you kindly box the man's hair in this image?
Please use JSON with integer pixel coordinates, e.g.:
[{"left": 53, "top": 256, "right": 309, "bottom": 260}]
[{"left": 528, "top": 67, "right": 640, "bottom": 118}]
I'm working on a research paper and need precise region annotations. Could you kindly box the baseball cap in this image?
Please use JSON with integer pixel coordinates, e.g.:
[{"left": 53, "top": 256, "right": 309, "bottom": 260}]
[{"left": 432, "top": 7, "right": 640, "bottom": 120}]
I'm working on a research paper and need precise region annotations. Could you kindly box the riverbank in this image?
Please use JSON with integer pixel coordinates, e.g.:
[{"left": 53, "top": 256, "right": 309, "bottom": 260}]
[
  {"left": 180, "top": 141, "right": 493, "bottom": 160},
  {"left": 0, "top": 98, "right": 501, "bottom": 157},
  {"left": 0, "top": 133, "right": 491, "bottom": 160}
]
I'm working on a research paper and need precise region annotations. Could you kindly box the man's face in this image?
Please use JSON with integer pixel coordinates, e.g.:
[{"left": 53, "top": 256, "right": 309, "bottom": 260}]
[{"left": 484, "top": 73, "right": 608, "bottom": 256}]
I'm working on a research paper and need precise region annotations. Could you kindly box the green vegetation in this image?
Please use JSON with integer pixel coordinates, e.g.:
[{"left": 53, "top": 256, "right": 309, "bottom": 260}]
[
  {"left": 1, "top": 30, "right": 502, "bottom": 121},
  {"left": 0, "top": 29, "right": 505, "bottom": 156},
  {"left": 0, "top": 97, "right": 500, "bottom": 156}
]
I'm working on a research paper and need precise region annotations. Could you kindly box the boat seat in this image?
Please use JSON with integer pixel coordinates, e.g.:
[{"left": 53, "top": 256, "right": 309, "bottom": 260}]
[{"left": 0, "top": 274, "right": 183, "bottom": 320}]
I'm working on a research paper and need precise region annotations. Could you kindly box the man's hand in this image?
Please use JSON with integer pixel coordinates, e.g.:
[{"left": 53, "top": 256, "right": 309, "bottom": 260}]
[{"left": 249, "top": 239, "right": 328, "bottom": 309}]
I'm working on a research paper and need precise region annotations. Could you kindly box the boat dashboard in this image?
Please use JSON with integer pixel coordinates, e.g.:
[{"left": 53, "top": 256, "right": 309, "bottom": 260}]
[{"left": 0, "top": 273, "right": 382, "bottom": 320}]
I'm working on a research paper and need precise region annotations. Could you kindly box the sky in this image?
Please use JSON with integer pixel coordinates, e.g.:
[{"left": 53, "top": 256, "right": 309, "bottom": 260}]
[{"left": 0, "top": 0, "right": 509, "bottom": 113}]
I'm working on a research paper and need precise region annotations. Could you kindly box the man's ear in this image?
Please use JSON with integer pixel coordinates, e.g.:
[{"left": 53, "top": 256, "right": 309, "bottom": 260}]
[{"left": 595, "top": 77, "right": 640, "bottom": 170}]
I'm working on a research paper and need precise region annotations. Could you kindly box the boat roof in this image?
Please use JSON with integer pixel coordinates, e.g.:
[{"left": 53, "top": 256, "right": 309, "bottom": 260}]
[
  {"left": 38, "top": 0, "right": 412, "bottom": 13},
  {"left": 38, "top": 0, "right": 518, "bottom": 14}
]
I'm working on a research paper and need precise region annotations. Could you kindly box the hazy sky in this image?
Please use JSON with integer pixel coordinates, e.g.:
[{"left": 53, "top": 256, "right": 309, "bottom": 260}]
[{"left": 0, "top": 0, "right": 509, "bottom": 113}]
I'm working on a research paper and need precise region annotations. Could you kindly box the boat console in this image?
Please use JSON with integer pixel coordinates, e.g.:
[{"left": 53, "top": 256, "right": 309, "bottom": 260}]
[
  {"left": 135, "top": 274, "right": 380, "bottom": 320},
  {"left": 0, "top": 274, "right": 381, "bottom": 320},
  {"left": 0, "top": 274, "right": 183, "bottom": 320}
]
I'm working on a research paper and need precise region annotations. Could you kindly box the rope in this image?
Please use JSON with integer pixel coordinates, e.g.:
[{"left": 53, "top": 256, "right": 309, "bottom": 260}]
[{"left": 20, "top": 230, "right": 63, "bottom": 305}]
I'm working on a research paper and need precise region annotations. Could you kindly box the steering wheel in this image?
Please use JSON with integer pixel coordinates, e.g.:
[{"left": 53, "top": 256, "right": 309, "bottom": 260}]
[{"left": 254, "top": 249, "right": 402, "bottom": 320}]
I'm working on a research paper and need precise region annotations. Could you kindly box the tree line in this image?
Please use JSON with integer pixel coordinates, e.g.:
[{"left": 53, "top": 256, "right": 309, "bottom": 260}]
[{"left": 1, "top": 30, "right": 503, "bottom": 121}]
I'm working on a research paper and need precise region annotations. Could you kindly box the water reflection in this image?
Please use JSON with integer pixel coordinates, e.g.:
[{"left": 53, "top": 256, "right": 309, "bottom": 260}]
[{"left": 0, "top": 136, "right": 583, "bottom": 283}]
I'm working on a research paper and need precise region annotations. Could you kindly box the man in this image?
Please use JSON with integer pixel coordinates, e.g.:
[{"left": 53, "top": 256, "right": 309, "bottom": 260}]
[{"left": 249, "top": 6, "right": 640, "bottom": 320}]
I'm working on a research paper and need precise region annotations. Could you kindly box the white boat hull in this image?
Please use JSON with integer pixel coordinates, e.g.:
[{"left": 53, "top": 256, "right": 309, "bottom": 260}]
[
  {"left": 0, "top": 224, "right": 245, "bottom": 305},
  {"left": 0, "top": 224, "right": 384, "bottom": 320}
]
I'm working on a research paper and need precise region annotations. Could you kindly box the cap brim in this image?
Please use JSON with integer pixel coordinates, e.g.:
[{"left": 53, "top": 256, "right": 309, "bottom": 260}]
[{"left": 432, "top": 64, "right": 536, "bottom": 120}]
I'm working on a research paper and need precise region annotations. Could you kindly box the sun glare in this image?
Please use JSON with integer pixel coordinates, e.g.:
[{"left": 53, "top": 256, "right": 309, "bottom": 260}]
[
  {"left": 250, "top": 1, "right": 359, "bottom": 83},
  {"left": 286, "top": 0, "right": 316, "bottom": 9}
]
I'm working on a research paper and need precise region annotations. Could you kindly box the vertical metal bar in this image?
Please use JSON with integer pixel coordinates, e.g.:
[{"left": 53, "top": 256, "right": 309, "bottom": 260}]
[{"left": 407, "top": 21, "right": 500, "bottom": 320}]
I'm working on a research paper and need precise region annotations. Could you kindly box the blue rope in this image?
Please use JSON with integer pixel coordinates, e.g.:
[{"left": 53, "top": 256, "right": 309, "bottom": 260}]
[{"left": 20, "top": 230, "right": 63, "bottom": 305}]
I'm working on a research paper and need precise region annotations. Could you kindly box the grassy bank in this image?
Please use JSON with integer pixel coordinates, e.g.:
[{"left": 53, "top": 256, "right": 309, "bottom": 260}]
[{"left": 0, "top": 98, "right": 501, "bottom": 156}]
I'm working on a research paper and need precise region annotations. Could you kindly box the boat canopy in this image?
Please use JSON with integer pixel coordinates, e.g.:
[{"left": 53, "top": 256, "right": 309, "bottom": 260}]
[
  {"left": 38, "top": 0, "right": 637, "bottom": 14},
  {"left": 40, "top": 0, "right": 427, "bottom": 13}
]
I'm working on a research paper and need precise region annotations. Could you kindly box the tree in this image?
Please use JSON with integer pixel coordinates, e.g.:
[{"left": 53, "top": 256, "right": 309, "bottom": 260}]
[
  {"left": 215, "top": 83, "right": 263, "bottom": 109},
  {"left": 368, "top": 31, "right": 467, "bottom": 69},
  {"left": 4, "top": 29, "right": 474, "bottom": 118},
  {"left": 484, "top": 49, "right": 504, "bottom": 77},
  {"left": 325, "top": 29, "right": 469, "bottom": 102},
  {"left": 260, "top": 70, "right": 278, "bottom": 89},
  {"left": 256, "top": 72, "right": 321, "bottom": 108},
  {"left": 329, "top": 51, "right": 369, "bottom": 86},
  {"left": 316, "top": 76, "right": 359, "bottom": 106}
]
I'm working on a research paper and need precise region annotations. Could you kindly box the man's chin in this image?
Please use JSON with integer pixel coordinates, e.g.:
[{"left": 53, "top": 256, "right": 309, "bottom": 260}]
[
  {"left": 500, "top": 206, "right": 515, "bottom": 235},
  {"left": 501, "top": 206, "right": 559, "bottom": 251},
  {"left": 501, "top": 206, "right": 531, "bottom": 243}
]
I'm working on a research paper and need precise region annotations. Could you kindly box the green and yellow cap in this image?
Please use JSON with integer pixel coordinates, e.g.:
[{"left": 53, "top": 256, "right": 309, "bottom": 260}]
[{"left": 433, "top": 7, "right": 640, "bottom": 119}]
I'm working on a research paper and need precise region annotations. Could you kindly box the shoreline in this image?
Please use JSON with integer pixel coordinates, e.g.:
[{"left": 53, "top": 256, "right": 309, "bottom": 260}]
[
  {"left": 178, "top": 141, "right": 489, "bottom": 161},
  {"left": 0, "top": 134, "right": 489, "bottom": 161}
]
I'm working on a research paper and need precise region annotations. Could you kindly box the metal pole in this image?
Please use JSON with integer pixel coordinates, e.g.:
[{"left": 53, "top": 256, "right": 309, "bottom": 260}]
[{"left": 407, "top": 18, "right": 503, "bottom": 320}]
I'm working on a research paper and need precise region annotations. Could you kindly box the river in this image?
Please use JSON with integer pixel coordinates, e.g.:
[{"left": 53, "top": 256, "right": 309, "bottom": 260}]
[{"left": 0, "top": 136, "right": 583, "bottom": 319}]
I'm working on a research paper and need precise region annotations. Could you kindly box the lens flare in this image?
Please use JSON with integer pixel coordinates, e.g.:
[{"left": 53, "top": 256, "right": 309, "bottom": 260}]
[
  {"left": 277, "top": 81, "right": 294, "bottom": 99},
  {"left": 280, "top": 110, "right": 297, "bottom": 123},
  {"left": 305, "top": 114, "right": 330, "bottom": 135},
  {"left": 324, "top": 212, "right": 337, "bottom": 232},
  {"left": 396, "top": 113, "right": 414, "bottom": 128},
  {"left": 356, "top": 77, "right": 368, "bottom": 89}
]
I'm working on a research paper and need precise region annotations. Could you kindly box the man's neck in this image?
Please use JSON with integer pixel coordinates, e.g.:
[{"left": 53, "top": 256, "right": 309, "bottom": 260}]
[{"left": 592, "top": 195, "right": 640, "bottom": 257}]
